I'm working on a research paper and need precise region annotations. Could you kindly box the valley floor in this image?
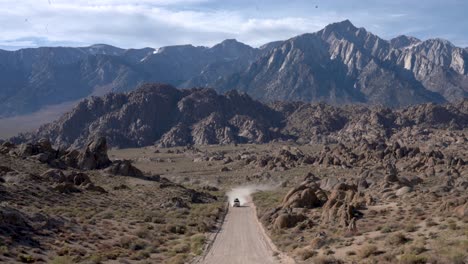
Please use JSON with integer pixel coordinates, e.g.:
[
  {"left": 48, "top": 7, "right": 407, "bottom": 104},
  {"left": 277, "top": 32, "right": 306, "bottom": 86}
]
[{"left": 1, "top": 136, "right": 467, "bottom": 263}]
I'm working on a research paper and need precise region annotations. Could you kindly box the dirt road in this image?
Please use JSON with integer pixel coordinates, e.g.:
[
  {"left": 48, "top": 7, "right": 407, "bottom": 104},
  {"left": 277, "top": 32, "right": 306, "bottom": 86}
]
[{"left": 201, "top": 200, "right": 293, "bottom": 264}]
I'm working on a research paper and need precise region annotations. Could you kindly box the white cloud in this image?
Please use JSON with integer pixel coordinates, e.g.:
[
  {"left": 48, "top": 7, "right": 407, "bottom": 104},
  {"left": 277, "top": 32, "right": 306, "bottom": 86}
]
[
  {"left": 0, "top": 0, "right": 344, "bottom": 49},
  {"left": 0, "top": 0, "right": 466, "bottom": 50},
  {"left": 0, "top": 39, "right": 38, "bottom": 47}
]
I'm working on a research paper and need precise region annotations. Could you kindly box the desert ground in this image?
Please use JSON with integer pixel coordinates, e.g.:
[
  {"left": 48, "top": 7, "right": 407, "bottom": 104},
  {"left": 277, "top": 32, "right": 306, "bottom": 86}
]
[
  {"left": 109, "top": 138, "right": 467, "bottom": 264},
  {"left": 1, "top": 136, "right": 467, "bottom": 263}
]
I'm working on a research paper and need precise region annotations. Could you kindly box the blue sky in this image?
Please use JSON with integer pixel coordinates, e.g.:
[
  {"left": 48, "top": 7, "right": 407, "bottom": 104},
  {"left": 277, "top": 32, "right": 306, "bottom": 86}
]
[{"left": 0, "top": 0, "right": 467, "bottom": 50}]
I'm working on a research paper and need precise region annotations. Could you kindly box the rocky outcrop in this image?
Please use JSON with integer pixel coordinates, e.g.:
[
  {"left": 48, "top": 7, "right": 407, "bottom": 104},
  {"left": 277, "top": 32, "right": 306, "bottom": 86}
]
[
  {"left": 266, "top": 180, "right": 374, "bottom": 231},
  {"left": 439, "top": 196, "right": 468, "bottom": 219},
  {"left": 40, "top": 169, "right": 105, "bottom": 194},
  {"left": 15, "top": 84, "right": 284, "bottom": 148},
  {"left": 12, "top": 84, "right": 468, "bottom": 148},
  {"left": 104, "top": 160, "right": 143, "bottom": 177},
  {"left": 76, "top": 137, "right": 111, "bottom": 170},
  {"left": 273, "top": 213, "right": 307, "bottom": 229},
  {"left": 281, "top": 179, "right": 326, "bottom": 209},
  {"left": 320, "top": 183, "right": 367, "bottom": 227}
]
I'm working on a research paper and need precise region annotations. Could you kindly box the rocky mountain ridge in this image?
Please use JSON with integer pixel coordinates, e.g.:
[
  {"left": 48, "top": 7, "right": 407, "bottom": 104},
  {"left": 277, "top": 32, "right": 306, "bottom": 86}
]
[
  {"left": 215, "top": 20, "right": 467, "bottom": 107},
  {"left": 1, "top": 20, "right": 467, "bottom": 117},
  {"left": 11, "top": 83, "right": 468, "bottom": 149}
]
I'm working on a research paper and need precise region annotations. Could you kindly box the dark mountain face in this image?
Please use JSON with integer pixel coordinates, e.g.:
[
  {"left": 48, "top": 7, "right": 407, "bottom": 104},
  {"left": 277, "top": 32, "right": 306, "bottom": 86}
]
[
  {"left": 14, "top": 84, "right": 284, "bottom": 148},
  {"left": 13, "top": 84, "right": 467, "bottom": 149},
  {"left": 1, "top": 20, "right": 467, "bottom": 118}
]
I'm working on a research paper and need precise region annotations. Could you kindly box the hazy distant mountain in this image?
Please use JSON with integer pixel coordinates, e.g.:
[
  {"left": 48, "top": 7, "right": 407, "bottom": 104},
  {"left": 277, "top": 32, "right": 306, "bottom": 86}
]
[
  {"left": 0, "top": 45, "right": 154, "bottom": 117},
  {"left": 0, "top": 40, "right": 260, "bottom": 117},
  {"left": 0, "top": 20, "right": 467, "bottom": 118}
]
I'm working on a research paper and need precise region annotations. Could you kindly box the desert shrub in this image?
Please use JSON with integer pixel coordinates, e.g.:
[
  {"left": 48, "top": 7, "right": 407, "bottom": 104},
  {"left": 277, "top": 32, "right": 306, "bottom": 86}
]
[
  {"left": 381, "top": 223, "right": 401, "bottom": 233},
  {"left": 102, "top": 249, "right": 122, "bottom": 260},
  {"left": 101, "top": 211, "right": 114, "bottom": 219},
  {"left": 135, "top": 226, "right": 151, "bottom": 239},
  {"left": 404, "top": 223, "right": 418, "bottom": 233},
  {"left": 399, "top": 254, "right": 427, "bottom": 264},
  {"left": 130, "top": 239, "right": 148, "bottom": 251},
  {"left": 381, "top": 225, "right": 393, "bottom": 233},
  {"left": 425, "top": 219, "right": 437, "bottom": 227},
  {"left": 294, "top": 247, "right": 316, "bottom": 260},
  {"left": 117, "top": 236, "right": 133, "bottom": 249},
  {"left": 386, "top": 232, "right": 410, "bottom": 246},
  {"left": 310, "top": 237, "right": 327, "bottom": 249},
  {"left": 165, "top": 224, "right": 186, "bottom": 234},
  {"left": 0, "top": 246, "right": 9, "bottom": 255},
  {"left": 172, "top": 243, "right": 190, "bottom": 254},
  {"left": 310, "top": 256, "right": 344, "bottom": 264},
  {"left": 197, "top": 221, "right": 210, "bottom": 232},
  {"left": 167, "top": 254, "right": 187, "bottom": 264},
  {"left": 50, "top": 256, "right": 73, "bottom": 264},
  {"left": 17, "top": 254, "right": 35, "bottom": 263},
  {"left": 190, "top": 234, "right": 206, "bottom": 255},
  {"left": 448, "top": 221, "right": 458, "bottom": 230},
  {"left": 130, "top": 250, "right": 150, "bottom": 260},
  {"left": 358, "top": 244, "right": 378, "bottom": 258},
  {"left": 87, "top": 254, "right": 102, "bottom": 264},
  {"left": 406, "top": 245, "right": 426, "bottom": 255}
]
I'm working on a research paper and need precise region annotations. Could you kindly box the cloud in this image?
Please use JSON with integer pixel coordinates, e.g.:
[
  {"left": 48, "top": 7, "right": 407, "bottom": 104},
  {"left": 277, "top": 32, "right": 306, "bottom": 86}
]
[
  {"left": 0, "top": 0, "right": 340, "bottom": 48},
  {"left": 0, "top": 0, "right": 466, "bottom": 50}
]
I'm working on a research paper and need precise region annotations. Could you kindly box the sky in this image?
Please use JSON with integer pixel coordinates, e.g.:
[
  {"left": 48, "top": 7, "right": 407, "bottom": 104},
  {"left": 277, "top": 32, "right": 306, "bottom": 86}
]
[{"left": 0, "top": 0, "right": 467, "bottom": 50}]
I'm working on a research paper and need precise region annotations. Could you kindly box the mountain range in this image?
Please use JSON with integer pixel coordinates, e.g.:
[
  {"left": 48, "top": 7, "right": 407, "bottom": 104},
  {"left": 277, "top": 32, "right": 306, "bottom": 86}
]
[
  {"left": 0, "top": 20, "right": 467, "bottom": 118},
  {"left": 12, "top": 83, "right": 468, "bottom": 149}
]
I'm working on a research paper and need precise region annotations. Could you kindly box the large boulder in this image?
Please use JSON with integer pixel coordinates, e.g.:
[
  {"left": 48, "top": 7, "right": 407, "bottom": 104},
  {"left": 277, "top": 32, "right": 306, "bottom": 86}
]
[
  {"left": 384, "top": 163, "right": 399, "bottom": 183},
  {"left": 321, "top": 183, "right": 369, "bottom": 228},
  {"left": 41, "top": 169, "right": 66, "bottom": 182},
  {"left": 16, "top": 138, "right": 55, "bottom": 159},
  {"left": 0, "top": 166, "right": 13, "bottom": 177},
  {"left": 282, "top": 184, "right": 322, "bottom": 209},
  {"left": 439, "top": 196, "right": 468, "bottom": 219},
  {"left": 454, "top": 202, "right": 468, "bottom": 219},
  {"left": 0, "top": 206, "right": 30, "bottom": 233},
  {"left": 104, "top": 160, "right": 143, "bottom": 177},
  {"left": 77, "top": 137, "right": 111, "bottom": 170},
  {"left": 69, "top": 172, "right": 91, "bottom": 186},
  {"left": 53, "top": 183, "right": 80, "bottom": 193},
  {"left": 395, "top": 186, "right": 412, "bottom": 196},
  {"left": 273, "top": 213, "right": 307, "bottom": 229}
]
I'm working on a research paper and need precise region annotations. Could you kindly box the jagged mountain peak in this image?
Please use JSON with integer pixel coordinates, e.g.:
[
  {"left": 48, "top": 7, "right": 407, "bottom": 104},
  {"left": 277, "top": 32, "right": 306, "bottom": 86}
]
[
  {"left": 420, "top": 38, "right": 455, "bottom": 49},
  {"left": 79, "top": 44, "right": 126, "bottom": 55},
  {"left": 259, "top": 41, "right": 284, "bottom": 52},
  {"left": 390, "top": 35, "right": 421, "bottom": 49},
  {"left": 216, "top": 39, "right": 245, "bottom": 46},
  {"left": 156, "top": 44, "right": 207, "bottom": 55},
  {"left": 329, "top": 19, "right": 356, "bottom": 30},
  {"left": 320, "top": 19, "right": 359, "bottom": 37},
  {"left": 210, "top": 39, "right": 256, "bottom": 57}
]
